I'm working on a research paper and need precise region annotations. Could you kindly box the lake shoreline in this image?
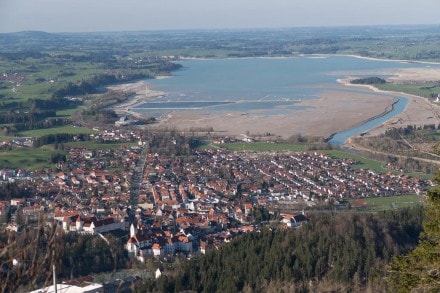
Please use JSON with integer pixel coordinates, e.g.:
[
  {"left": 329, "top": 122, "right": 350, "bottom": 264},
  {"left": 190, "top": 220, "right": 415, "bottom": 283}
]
[{"left": 182, "top": 53, "right": 440, "bottom": 65}]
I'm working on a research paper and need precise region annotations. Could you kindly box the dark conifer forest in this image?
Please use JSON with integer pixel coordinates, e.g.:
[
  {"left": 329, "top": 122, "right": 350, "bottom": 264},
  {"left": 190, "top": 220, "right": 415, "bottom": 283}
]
[{"left": 138, "top": 207, "right": 424, "bottom": 292}]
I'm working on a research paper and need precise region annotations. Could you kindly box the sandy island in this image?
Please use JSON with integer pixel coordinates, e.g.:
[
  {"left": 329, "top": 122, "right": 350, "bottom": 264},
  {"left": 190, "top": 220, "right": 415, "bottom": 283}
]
[{"left": 108, "top": 67, "right": 440, "bottom": 142}]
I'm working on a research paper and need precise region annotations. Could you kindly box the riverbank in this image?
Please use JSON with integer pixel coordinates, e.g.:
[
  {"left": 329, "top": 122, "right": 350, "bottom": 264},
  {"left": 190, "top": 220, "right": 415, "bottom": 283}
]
[{"left": 337, "top": 73, "right": 440, "bottom": 141}]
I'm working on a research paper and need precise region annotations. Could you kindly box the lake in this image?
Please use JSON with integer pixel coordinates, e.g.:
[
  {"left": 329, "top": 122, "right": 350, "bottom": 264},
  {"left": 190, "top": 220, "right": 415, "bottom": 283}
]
[{"left": 133, "top": 56, "right": 439, "bottom": 143}]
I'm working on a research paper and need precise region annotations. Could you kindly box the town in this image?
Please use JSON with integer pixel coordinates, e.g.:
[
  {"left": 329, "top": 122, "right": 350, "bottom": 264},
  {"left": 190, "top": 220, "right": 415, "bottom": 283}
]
[{"left": 0, "top": 127, "right": 430, "bottom": 265}]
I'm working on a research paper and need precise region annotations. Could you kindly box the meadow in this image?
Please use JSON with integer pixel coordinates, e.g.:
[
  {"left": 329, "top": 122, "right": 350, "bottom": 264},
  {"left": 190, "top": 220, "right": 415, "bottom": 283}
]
[
  {"left": 0, "top": 140, "right": 138, "bottom": 170},
  {"left": 0, "top": 147, "right": 60, "bottom": 170},
  {"left": 376, "top": 82, "right": 440, "bottom": 99},
  {"left": 18, "top": 126, "right": 97, "bottom": 137},
  {"left": 350, "top": 194, "right": 425, "bottom": 212},
  {"left": 324, "top": 150, "right": 387, "bottom": 173}
]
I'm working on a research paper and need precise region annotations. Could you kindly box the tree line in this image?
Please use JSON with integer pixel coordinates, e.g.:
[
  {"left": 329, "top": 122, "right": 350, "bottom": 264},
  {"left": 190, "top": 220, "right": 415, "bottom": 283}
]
[
  {"left": 0, "top": 110, "right": 57, "bottom": 124},
  {"left": 384, "top": 124, "right": 439, "bottom": 140},
  {"left": 350, "top": 77, "right": 386, "bottom": 85},
  {"left": 0, "top": 97, "right": 79, "bottom": 134},
  {"left": 32, "top": 133, "right": 91, "bottom": 148}
]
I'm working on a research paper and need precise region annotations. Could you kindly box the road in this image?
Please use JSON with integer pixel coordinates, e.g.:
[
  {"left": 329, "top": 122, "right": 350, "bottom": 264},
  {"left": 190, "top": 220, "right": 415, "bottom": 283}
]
[{"left": 129, "top": 143, "right": 149, "bottom": 209}]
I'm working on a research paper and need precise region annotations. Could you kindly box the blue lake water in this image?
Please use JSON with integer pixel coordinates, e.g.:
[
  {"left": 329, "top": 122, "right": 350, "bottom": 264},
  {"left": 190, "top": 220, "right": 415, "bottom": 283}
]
[{"left": 133, "top": 56, "right": 440, "bottom": 144}]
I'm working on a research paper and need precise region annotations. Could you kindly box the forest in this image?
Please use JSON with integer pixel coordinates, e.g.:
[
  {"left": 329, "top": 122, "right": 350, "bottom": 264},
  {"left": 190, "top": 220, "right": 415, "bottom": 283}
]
[{"left": 138, "top": 207, "right": 424, "bottom": 292}]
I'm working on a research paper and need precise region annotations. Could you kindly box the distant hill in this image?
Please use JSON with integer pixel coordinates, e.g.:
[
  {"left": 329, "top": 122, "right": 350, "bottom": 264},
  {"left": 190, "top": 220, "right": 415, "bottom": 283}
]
[{"left": 0, "top": 31, "right": 65, "bottom": 51}]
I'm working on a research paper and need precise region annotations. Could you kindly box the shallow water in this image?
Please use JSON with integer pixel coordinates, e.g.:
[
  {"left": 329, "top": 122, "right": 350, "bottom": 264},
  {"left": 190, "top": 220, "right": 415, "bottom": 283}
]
[{"left": 133, "top": 56, "right": 439, "bottom": 143}]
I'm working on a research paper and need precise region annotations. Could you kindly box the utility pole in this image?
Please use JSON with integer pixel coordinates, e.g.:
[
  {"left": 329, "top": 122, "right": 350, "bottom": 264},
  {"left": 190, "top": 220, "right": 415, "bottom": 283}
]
[
  {"left": 52, "top": 241, "right": 58, "bottom": 293},
  {"left": 53, "top": 263, "right": 57, "bottom": 293}
]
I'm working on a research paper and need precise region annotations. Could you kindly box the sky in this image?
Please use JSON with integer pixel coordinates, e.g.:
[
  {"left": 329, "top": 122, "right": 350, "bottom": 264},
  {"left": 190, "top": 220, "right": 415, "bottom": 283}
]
[{"left": 0, "top": 0, "right": 439, "bottom": 33}]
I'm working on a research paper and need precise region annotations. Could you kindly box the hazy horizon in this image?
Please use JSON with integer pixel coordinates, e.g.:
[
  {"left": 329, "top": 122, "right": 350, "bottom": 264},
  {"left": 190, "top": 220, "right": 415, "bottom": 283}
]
[
  {"left": 1, "top": 0, "right": 439, "bottom": 33},
  {"left": 3, "top": 23, "right": 440, "bottom": 35}
]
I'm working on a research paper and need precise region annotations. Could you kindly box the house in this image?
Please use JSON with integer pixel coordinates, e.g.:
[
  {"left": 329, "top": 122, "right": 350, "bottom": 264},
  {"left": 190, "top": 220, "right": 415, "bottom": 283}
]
[
  {"left": 155, "top": 268, "right": 162, "bottom": 279},
  {"left": 22, "top": 205, "right": 42, "bottom": 217},
  {"left": 287, "top": 214, "right": 309, "bottom": 228},
  {"left": 126, "top": 223, "right": 152, "bottom": 255},
  {"left": 10, "top": 198, "right": 25, "bottom": 207},
  {"left": 82, "top": 216, "right": 125, "bottom": 234},
  {"left": 152, "top": 243, "right": 162, "bottom": 256},
  {"left": 60, "top": 214, "right": 125, "bottom": 234},
  {"left": 244, "top": 203, "right": 253, "bottom": 216}
]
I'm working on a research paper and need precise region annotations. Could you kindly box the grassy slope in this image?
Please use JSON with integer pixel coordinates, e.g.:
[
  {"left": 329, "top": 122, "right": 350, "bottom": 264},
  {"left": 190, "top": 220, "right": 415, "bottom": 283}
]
[{"left": 0, "top": 147, "right": 62, "bottom": 170}]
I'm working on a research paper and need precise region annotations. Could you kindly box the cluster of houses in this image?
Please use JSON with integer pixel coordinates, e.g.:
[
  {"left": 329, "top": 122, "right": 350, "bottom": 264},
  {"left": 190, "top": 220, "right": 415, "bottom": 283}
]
[
  {"left": 55, "top": 212, "right": 125, "bottom": 234},
  {"left": 1, "top": 129, "right": 142, "bottom": 152},
  {"left": 0, "top": 72, "right": 26, "bottom": 86},
  {"left": 1, "top": 137, "right": 34, "bottom": 148},
  {"left": 0, "top": 129, "right": 432, "bottom": 259}
]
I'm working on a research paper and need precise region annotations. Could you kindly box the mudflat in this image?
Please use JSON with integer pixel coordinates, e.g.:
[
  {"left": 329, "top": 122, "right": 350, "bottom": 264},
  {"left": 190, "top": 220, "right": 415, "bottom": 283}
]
[{"left": 109, "top": 67, "right": 440, "bottom": 140}]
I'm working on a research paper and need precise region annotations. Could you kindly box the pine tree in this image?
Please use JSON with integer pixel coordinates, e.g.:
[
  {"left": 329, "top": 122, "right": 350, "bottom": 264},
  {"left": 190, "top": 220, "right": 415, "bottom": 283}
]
[{"left": 388, "top": 172, "right": 440, "bottom": 292}]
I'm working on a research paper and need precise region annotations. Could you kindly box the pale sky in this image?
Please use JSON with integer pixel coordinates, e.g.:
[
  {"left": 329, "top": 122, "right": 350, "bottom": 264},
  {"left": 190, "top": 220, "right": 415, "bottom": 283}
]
[{"left": 0, "top": 0, "right": 439, "bottom": 33}]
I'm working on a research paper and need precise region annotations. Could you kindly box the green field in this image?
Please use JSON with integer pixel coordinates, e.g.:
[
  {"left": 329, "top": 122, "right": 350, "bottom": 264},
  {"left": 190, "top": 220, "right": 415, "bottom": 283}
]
[
  {"left": 56, "top": 107, "right": 84, "bottom": 117},
  {"left": 323, "top": 150, "right": 387, "bottom": 173},
  {"left": 350, "top": 194, "right": 426, "bottom": 212},
  {"left": 218, "top": 142, "right": 307, "bottom": 152},
  {"left": 18, "top": 126, "right": 97, "bottom": 137},
  {"left": 376, "top": 82, "right": 440, "bottom": 99},
  {"left": 0, "top": 147, "right": 63, "bottom": 170},
  {"left": 0, "top": 140, "right": 138, "bottom": 170}
]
